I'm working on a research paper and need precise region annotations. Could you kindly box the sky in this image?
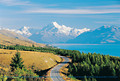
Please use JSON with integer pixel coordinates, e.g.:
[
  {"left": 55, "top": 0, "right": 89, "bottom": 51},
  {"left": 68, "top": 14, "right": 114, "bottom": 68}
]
[{"left": 0, "top": 0, "right": 120, "bottom": 30}]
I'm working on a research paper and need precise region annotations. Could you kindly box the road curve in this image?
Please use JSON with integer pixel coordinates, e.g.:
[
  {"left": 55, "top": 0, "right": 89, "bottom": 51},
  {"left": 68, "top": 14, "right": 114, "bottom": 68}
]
[{"left": 50, "top": 56, "right": 69, "bottom": 81}]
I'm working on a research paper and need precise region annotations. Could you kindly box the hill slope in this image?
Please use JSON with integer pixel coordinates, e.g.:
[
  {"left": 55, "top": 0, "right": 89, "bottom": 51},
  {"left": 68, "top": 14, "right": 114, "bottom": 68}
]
[
  {"left": 0, "top": 49, "right": 61, "bottom": 70},
  {"left": 0, "top": 29, "right": 33, "bottom": 42},
  {"left": 0, "top": 33, "right": 45, "bottom": 47},
  {"left": 67, "top": 25, "right": 120, "bottom": 44}
]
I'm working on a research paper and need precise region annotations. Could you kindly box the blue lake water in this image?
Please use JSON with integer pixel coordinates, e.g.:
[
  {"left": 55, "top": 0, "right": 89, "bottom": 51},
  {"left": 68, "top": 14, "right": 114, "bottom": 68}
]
[{"left": 52, "top": 44, "right": 120, "bottom": 57}]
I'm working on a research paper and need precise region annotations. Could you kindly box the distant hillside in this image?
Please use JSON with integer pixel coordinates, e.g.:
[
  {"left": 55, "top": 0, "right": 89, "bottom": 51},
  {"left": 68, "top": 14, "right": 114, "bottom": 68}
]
[
  {"left": 67, "top": 25, "right": 120, "bottom": 44},
  {"left": 0, "top": 33, "right": 45, "bottom": 47},
  {"left": 0, "top": 29, "right": 32, "bottom": 42}
]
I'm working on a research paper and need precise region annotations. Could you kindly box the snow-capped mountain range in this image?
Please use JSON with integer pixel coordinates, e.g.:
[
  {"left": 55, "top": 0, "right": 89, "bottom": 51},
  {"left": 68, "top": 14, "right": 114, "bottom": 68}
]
[
  {"left": 0, "top": 22, "right": 90, "bottom": 37},
  {"left": 67, "top": 25, "right": 120, "bottom": 44},
  {"left": 28, "top": 22, "right": 90, "bottom": 43},
  {"left": 40, "top": 22, "right": 90, "bottom": 36},
  {"left": 0, "top": 22, "right": 90, "bottom": 43},
  {"left": 0, "top": 22, "right": 120, "bottom": 44}
]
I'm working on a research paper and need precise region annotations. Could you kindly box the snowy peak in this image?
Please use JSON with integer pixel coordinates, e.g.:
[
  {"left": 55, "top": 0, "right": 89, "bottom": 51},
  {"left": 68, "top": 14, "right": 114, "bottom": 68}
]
[
  {"left": 71, "top": 28, "right": 90, "bottom": 36},
  {"left": 44, "top": 22, "right": 90, "bottom": 36},
  {"left": 52, "top": 22, "right": 61, "bottom": 28},
  {"left": 20, "top": 26, "right": 30, "bottom": 31},
  {"left": 17, "top": 26, "right": 32, "bottom": 36},
  {"left": 0, "top": 26, "right": 32, "bottom": 37}
]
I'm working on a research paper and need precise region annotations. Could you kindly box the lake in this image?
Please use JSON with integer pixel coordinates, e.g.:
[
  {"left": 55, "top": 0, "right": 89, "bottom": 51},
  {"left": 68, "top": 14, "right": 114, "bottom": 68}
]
[{"left": 52, "top": 44, "right": 120, "bottom": 57}]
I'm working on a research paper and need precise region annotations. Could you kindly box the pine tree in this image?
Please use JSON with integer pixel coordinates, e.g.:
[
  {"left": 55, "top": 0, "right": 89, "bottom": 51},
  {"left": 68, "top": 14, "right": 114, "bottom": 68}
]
[
  {"left": 73, "top": 64, "right": 77, "bottom": 75},
  {"left": 32, "top": 44, "right": 35, "bottom": 47},
  {"left": 0, "top": 44, "right": 1, "bottom": 48},
  {"left": 94, "top": 64, "right": 100, "bottom": 75},
  {"left": 86, "top": 57, "right": 91, "bottom": 64},
  {"left": 68, "top": 65, "right": 72, "bottom": 73},
  {"left": 10, "top": 51, "right": 24, "bottom": 71},
  {"left": 112, "top": 68, "right": 116, "bottom": 76},
  {"left": 91, "top": 78, "right": 97, "bottom": 81},
  {"left": 83, "top": 76, "right": 88, "bottom": 81},
  {"left": 90, "top": 65, "right": 95, "bottom": 76}
]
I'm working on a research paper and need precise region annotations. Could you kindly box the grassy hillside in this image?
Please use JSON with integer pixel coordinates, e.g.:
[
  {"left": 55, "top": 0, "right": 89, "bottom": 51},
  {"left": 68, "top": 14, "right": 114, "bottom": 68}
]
[
  {"left": 0, "top": 49, "right": 61, "bottom": 70},
  {"left": 0, "top": 30, "right": 30, "bottom": 41},
  {"left": 0, "top": 34, "right": 45, "bottom": 47}
]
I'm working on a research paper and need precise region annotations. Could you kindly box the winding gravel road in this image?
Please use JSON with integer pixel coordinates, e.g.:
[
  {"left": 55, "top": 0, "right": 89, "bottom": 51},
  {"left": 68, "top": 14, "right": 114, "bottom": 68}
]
[{"left": 50, "top": 56, "right": 69, "bottom": 81}]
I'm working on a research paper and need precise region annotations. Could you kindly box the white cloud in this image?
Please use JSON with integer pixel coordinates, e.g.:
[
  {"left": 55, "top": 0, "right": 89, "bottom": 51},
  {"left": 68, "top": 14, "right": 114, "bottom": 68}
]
[
  {"left": 21, "top": 4, "right": 120, "bottom": 14},
  {"left": 22, "top": 8, "right": 120, "bottom": 14},
  {"left": 1, "top": 0, "right": 120, "bottom": 15},
  {"left": 0, "top": 0, "right": 30, "bottom": 6}
]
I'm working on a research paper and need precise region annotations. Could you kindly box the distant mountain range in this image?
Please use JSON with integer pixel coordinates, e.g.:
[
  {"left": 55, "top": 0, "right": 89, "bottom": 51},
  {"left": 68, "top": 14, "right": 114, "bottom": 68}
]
[
  {"left": 67, "top": 25, "right": 120, "bottom": 44},
  {"left": 28, "top": 22, "right": 90, "bottom": 43},
  {"left": 0, "top": 22, "right": 120, "bottom": 44},
  {"left": 2, "top": 22, "right": 89, "bottom": 43}
]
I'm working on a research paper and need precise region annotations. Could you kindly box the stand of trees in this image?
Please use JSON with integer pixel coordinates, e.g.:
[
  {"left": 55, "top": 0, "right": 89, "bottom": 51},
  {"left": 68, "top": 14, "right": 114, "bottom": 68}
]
[
  {"left": 0, "top": 44, "right": 80, "bottom": 56},
  {"left": 68, "top": 52, "right": 120, "bottom": 81}
]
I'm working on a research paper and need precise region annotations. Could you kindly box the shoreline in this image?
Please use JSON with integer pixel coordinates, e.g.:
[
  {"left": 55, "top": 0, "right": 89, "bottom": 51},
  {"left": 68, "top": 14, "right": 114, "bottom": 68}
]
[
  {"left": 51, "top": 44, "right": 120, "bottom": 57},
  {"left": 51, "top": 43, "right": 120, "bottom": 45}
]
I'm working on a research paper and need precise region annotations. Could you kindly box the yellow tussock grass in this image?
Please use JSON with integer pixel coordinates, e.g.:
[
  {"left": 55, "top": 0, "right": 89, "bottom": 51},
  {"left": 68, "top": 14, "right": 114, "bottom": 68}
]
[
  {"left": 0, "top": 34, "right": 45, "bottom": 47},
  {"left": 0, "top": 49, "right": 61, "bottom": 70}
]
